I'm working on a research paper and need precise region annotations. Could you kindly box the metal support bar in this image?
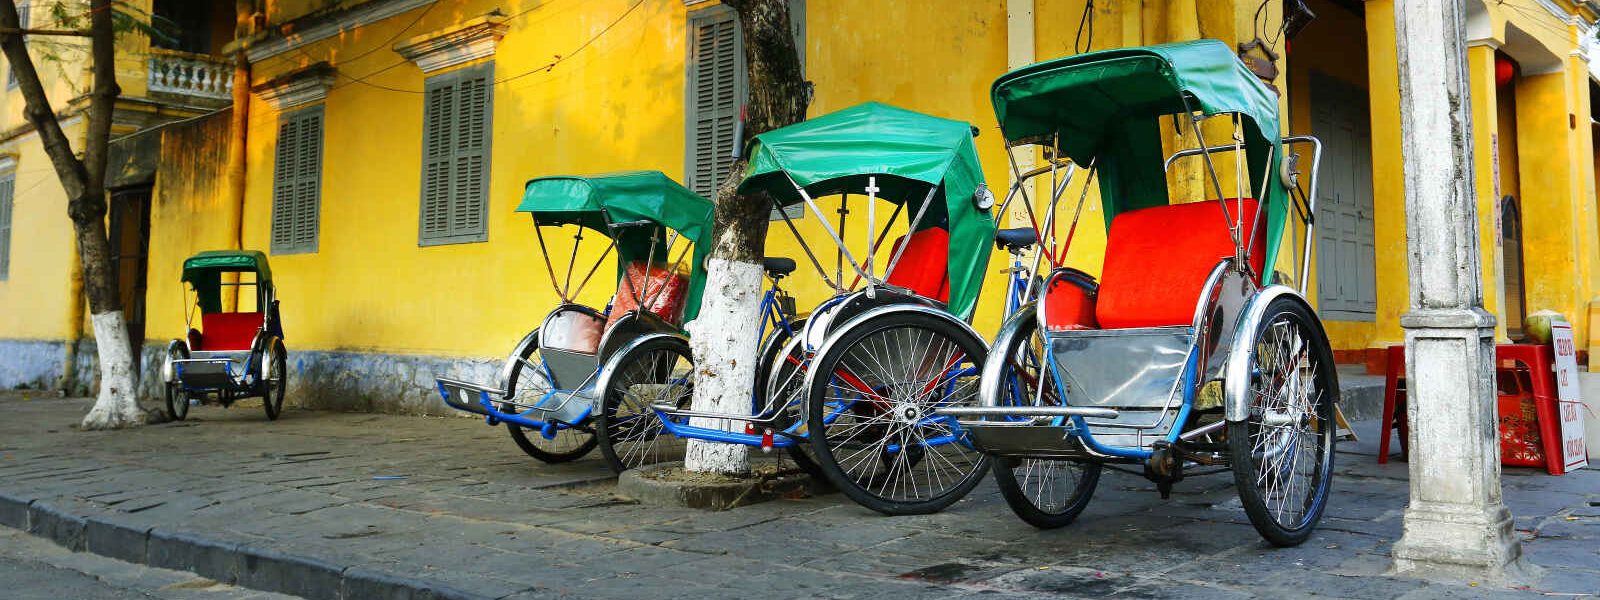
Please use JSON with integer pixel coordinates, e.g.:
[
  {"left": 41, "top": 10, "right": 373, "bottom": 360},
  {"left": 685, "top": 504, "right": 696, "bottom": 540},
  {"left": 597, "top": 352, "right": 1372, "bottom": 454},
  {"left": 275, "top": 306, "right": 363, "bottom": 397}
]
[{"left": 934, "top": 405, "right": 1121, "bottom": 418}]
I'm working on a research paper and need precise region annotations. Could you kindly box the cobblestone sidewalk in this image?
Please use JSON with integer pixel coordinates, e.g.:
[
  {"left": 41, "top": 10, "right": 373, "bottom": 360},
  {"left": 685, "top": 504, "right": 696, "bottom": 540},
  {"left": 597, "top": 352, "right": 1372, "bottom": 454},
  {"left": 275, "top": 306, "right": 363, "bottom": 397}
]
[{"left": 0, "top": 393, "right": 1594, "bottom": 599}]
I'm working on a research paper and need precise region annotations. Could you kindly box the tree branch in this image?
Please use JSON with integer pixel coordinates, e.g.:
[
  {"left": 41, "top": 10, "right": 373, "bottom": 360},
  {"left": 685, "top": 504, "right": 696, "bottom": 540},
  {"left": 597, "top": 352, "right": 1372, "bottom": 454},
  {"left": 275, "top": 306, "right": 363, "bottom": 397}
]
[
  {"left": 0, "top": 27, "right": 91, "bottom": 36},
  {"left": 0, "top": 0, "right": 92, "bottom": 221}
]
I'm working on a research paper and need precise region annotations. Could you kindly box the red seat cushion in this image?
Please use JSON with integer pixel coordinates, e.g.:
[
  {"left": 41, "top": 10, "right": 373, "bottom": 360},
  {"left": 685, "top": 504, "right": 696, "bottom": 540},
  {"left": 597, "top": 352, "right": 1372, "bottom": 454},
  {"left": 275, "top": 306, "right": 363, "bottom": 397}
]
[
  {"left": 885, "top": 228, "right": 950, "bottom": 303},
  {"left": 199, "top": 312, "right": 264, "bottom": 351},
  {"left": 1096, "top": 200, "right": 1265, "bottom": 329}
]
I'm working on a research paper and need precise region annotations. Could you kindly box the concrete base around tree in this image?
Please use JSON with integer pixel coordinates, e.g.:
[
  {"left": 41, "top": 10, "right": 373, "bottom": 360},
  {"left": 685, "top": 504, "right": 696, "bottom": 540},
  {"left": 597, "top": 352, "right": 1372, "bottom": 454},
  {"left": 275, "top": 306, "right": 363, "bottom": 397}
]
[
  {"left": 616, "top": 461, "right": 819, "bottom": 511},
  {"left": 0, "top": 392, "right": 1594, "bottom": 600}
]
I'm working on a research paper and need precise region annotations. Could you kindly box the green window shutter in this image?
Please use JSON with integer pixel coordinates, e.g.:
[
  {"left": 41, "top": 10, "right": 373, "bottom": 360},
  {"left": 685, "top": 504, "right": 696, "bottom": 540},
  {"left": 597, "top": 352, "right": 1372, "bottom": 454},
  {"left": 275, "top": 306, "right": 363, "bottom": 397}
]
[
  {"left": 420, "top": 62, "right": 492, "bottom": 246},
  {"left": 0, "top": 175, "right": 13, "bottom": 280},
  {"left": 271, "top": 105, "right": 323, "bottom": 255}
]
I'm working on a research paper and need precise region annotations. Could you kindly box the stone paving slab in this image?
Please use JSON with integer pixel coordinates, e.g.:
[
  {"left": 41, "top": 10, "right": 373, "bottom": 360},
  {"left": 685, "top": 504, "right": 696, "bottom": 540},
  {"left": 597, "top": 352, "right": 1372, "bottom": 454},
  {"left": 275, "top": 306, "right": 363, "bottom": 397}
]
[{"left": 0, "top": 392, "right": 1595, "bottom": 599}]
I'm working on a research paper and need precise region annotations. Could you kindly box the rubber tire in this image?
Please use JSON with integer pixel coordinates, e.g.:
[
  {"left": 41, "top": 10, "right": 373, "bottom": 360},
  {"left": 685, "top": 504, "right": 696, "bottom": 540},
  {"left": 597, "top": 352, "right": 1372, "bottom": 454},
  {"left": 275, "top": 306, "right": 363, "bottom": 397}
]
[
  {"left": 753, "top": 319, "right": 823, "bottom": 477},
  {"left": 1228, "top": 297, "right": 1337, "bottom": 547},
  {"left": 595, "top": 336, "right": 694, "bottom": 474},
  {"left": 262, "top": 340, "right": 287, "bottom": 421},
  {"left": 986, "top": 309, "right": 1101, "bottom": 529},
  {"left": 164, "top": 342, "right": 190, "bottom": 421},
  {"left": 503, "top": 329, "right": 598, "bottom": 463},
  {"left": 805, "top": 310, "right": 991, "bottom": 515}
]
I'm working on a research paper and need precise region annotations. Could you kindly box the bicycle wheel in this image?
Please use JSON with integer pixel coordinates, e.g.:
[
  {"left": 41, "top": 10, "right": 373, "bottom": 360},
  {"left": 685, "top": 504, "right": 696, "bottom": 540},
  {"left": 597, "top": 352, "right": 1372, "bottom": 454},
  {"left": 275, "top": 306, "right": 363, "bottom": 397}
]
[
  {"left": 987, "top": 309, "right": 1100, "bottom": 528},
  {"left": 163, "top": 341, "right": 190, "bottom": 421},
  {"left": 503, "top": 330, "right": 598, "bottom": 463},
  {"left": 596, "top": 336, "right": 693, "bottom": 473},
  {"left": 261, "top": 339, "right": 287, "bottom": 421},
  {"left": 806, "top": 310, "right": 990, "bottom": 515},
  {"left": 1228, "top": 297, "right": 1337, "bottom": 547},
  {"left": 755, "top": 321, "right": 822, "bottom": 476}
]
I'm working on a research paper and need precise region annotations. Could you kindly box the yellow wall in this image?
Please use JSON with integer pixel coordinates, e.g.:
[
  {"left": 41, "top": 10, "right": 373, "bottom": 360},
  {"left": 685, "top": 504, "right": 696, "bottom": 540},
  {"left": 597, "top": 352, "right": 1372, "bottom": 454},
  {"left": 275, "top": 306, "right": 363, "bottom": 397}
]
[
  {"left": 0, "top": 126, "right": 80, "bottom": 341},
  {"left": 137, "top": 0, "right": 1275, "bottom": 360}
]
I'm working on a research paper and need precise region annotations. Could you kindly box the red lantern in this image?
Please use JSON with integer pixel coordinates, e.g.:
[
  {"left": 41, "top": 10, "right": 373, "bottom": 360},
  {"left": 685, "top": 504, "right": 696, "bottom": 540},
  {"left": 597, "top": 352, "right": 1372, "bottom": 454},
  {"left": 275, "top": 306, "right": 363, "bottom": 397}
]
[{"left": 1496, "top": 54, "right": 1516, "bottom": 87}]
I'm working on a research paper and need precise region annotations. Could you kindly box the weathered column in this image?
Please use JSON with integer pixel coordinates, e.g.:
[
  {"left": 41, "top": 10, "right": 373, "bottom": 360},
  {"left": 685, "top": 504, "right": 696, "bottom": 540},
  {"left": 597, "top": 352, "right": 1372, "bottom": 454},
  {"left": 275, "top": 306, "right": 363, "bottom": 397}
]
[{"left": 1390, "top": 0, "right": 1520, "bottom": 579}]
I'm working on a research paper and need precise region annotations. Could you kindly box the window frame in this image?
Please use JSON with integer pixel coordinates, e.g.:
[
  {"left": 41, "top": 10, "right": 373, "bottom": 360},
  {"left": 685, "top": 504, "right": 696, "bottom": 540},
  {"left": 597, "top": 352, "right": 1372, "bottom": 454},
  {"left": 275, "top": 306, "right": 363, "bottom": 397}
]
[
  {"left": 270, "top": 104, "right": 325, "bottom": 255},
  {"left": 417, "top": 61, "right": 495, "bottom": 247}
]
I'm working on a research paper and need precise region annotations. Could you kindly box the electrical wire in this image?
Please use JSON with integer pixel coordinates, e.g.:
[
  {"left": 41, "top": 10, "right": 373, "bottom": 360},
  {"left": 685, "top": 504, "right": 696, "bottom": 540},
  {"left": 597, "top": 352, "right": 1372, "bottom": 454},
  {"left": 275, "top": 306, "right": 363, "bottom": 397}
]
[
  {"left": 1074, "top": 0, "right": 1094, "bottom": 54},
  {"left": 326, "top": 0, "right": 646, "bottom": 95}
]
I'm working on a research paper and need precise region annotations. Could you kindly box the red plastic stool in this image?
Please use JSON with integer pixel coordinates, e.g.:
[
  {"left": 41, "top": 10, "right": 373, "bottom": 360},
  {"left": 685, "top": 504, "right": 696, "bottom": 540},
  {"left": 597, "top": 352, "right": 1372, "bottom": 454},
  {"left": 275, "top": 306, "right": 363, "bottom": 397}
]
[{"left": 1377, "top": 343, "right": 1567, "bottom": 474}]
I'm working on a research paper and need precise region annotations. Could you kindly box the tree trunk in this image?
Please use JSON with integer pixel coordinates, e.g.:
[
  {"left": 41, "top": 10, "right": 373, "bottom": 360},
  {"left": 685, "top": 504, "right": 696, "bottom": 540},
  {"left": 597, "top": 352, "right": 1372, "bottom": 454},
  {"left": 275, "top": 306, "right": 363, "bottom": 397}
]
[
  {"left": 684, "top": 0, "right": 809, "bottom": 475},
  {"left": 0, "top": 0, "right": 140, "bottom": 428}
]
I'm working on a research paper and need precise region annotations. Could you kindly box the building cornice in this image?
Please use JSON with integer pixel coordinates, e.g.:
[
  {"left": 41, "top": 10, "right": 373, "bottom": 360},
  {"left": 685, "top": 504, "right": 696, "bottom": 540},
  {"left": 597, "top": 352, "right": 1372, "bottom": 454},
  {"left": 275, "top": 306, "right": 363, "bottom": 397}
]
[
  {"left": 393, "top": 15, "right": 507, "bottom": 74},
  {"left": 252, "top": 63, "right": 335, "bottom": 110},
  {"left": 245, "top": 0, "right": 436, "bottom": 63}
]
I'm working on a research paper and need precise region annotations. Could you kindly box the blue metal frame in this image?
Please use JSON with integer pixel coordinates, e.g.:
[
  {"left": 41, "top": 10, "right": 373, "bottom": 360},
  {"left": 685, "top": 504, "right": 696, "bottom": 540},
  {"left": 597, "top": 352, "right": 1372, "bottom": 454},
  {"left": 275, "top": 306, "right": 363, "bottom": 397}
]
[{"left": 639, "top": 277, "right": 804, "bottom": 448}]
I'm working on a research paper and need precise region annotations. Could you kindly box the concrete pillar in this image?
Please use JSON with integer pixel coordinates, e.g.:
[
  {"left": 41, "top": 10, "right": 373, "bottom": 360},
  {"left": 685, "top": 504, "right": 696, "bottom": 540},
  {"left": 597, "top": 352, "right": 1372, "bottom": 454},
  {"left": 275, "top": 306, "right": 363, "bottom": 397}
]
[{"left": 1389, "top": 0, "right": 1521, "bottom": 580}]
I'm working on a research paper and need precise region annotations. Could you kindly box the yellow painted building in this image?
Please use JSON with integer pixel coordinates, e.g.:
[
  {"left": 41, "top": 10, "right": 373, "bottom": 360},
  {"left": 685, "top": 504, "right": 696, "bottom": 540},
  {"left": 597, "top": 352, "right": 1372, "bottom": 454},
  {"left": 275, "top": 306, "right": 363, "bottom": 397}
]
[{"left": 3, "top": 0, "right": 1600, "bottom": 410}]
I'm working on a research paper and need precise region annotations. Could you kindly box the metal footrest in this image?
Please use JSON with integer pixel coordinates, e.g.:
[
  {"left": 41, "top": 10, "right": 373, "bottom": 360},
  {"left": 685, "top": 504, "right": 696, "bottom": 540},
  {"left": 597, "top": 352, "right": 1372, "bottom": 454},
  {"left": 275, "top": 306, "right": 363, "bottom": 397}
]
[
  {"left": 963, "top": 421, "right": 1096, "bottom": 459},
  {"left": 436, "top": 377, "right": 504, "bottom": 417}
]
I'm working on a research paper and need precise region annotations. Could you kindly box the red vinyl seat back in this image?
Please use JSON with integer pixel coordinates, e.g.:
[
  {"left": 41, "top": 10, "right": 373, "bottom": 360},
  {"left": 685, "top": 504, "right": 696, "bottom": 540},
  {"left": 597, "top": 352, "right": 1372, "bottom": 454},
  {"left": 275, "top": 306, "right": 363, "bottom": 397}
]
[
  {"left": 1042, "top": 269, "right": 1098, "bottom": 331},
  {"left": 199, "top": 312, "right": 265, "bottom": 351},
  {"left": 1096, "top": 200, "right": 1265, "bottom": 329},
  {"left": 607, "top": 261, "right": 691, "bottom": 330},
  {"left": 885, "top": 228, "right": 951, "bottom": 303}
]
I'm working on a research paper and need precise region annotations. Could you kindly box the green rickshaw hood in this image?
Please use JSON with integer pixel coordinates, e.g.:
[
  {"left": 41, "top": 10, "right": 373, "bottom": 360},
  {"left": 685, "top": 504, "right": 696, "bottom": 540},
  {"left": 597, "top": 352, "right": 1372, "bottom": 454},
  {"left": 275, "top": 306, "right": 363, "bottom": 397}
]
[
  {"left": 990, "top": 39, "right": 1287, "bottom": 278},
  {"left": 517, "top": 171, "right": 715, "bottom": 322},
  {"left": 738, "top": 102, "right": 997, "bottom": 319},
  {"left": 181, "top": 250, "right": 272, "bottom": 314}
]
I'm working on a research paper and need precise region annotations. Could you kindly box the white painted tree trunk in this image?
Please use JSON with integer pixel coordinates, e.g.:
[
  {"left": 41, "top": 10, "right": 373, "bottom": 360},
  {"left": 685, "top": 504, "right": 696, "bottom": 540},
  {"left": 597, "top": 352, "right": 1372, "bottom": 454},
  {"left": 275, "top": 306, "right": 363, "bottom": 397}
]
[
  {"left": 684, "top": 258, "right": 764, "bottom": 475},
  {"left": 80, "top": 310, "right": 143, "bottom": 430}
]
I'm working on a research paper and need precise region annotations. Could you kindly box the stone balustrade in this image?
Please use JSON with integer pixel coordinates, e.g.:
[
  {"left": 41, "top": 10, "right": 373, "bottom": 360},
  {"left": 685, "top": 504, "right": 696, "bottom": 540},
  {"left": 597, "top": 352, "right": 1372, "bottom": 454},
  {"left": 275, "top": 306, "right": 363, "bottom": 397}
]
[{"left": 146, "top": 50, "right": 232, "bottom": 100}]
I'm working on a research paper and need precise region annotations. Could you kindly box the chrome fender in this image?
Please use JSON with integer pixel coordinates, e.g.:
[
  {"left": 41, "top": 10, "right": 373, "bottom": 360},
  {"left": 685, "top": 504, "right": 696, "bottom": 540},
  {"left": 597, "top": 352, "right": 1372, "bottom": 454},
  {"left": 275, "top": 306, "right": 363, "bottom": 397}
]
[
  {"left": 802, "top": 303, "right": 987, "bottom": 402},
  {"left": 592, "top": 331, "right": 692, "bottom": 407},
  {"left": 258, "top": 336, "right": 284, "bottom": 381},
  {"left": 978, "top": 301, "right": 1039, "bottom": 409},
  {"left": 1223, "top": 285, "right": 1324, "bottom": 422},
  {"left": 161, "top": 339, "right": 188, "bottom": 383},
  {"left": 498, "top": 328, "right": 541, "bottom": 397}
]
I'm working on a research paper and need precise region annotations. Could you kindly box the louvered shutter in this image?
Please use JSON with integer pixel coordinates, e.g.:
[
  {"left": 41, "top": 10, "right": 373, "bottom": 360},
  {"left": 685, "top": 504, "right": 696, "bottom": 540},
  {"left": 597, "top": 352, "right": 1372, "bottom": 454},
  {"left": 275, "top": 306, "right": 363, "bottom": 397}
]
[
  {"left": 0, "top": 175, "right": 13, "bottom": 279},
  {"left": 685, "top": 3, "right": 802, "bottom": 218},
  {"left": 271, "top": 106, "right": 323, "bottom": 255},
  {"left": 419, "top": 62, "right": 493, "bottom": 245},
  {"left": 686, "top": 8, "right": 743, "bottom": 198}
]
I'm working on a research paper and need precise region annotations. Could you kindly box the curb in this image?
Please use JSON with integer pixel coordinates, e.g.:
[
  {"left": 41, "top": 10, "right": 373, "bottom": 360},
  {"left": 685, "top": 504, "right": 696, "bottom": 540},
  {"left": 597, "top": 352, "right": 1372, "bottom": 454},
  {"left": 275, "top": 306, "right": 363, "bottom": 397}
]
[{"left": 0, "top": 488, "right": 499, "bottom": 600}]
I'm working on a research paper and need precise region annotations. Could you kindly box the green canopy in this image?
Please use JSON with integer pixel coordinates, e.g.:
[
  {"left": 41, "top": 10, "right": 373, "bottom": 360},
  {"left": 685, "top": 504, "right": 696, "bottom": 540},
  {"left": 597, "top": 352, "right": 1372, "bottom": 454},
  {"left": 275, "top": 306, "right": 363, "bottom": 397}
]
[
  {"left": 738, "top": 102, "right": 997, "bottom": 318},
  {"left": 516, "top": 171, "right": 715, "bottom": 322},
  {"left": 990, "top": 40, "right": 1287, "bottom": 275},
  {"left": 180, "top": 250, "right": 271, "bottom": 314}
]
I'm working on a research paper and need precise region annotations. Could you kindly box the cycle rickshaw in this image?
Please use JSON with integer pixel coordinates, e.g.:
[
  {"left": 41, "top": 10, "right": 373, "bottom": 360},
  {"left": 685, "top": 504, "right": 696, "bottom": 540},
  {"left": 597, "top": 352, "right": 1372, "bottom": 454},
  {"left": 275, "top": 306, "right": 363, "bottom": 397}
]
[
  {"left": 435, "top": 171, "right": 716, "bottom": 469},
  {"left": 160, "top": 250, "right": 287, "bottom": 421},
  {"left": 726, "top": 102, "right": 1001, "bottom": 515},
  {"left": 955, "top": 40, "right": 1337, "bottom": 546}
]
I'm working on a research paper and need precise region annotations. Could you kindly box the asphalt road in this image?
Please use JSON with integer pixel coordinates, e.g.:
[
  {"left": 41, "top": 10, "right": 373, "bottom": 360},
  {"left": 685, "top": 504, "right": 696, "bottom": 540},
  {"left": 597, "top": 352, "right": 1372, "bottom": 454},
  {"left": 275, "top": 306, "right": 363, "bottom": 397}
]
[{"left": 0, "top": 529, "right": 298, "bottom": 600}]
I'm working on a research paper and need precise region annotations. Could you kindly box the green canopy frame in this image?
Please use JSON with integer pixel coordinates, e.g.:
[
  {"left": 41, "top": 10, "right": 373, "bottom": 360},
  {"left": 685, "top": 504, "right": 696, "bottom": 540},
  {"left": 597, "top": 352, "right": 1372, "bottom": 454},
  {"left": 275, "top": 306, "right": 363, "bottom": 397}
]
[
  {"left": 516, "top": 171, "right": 715, "bottom": 322},
  {"left": 990, "top": 40, "right": 1290, "bottom": 278},
  {"left": 181, "top": 250, "right": 272, "bottom": 315},
  {"left": 738, "top": 102, "right": 998, "bottom": 318}
]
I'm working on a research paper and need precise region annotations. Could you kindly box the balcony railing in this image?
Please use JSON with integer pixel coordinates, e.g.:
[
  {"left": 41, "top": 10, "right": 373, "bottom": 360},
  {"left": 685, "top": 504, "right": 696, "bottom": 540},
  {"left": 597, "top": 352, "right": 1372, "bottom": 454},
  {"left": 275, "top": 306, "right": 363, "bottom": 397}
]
[{"left": 147, "top": 49, "right": 233, "bottom": 101}]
